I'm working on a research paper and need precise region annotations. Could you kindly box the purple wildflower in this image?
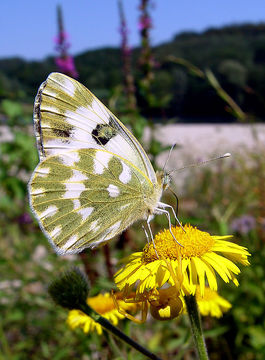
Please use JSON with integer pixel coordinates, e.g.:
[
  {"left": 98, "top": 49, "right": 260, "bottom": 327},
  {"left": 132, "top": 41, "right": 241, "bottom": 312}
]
[
  {"left": 138, "top": 15, "right": 152, "bottom": 31},
  {"left": 119, "top": 7, "right": 132, "bottom": 57},
  {"left": 54, "top": 5, "right": 78, "bottom": 78},
  {"left": 55, "top": 56, "right": 78, "bottom": 78},
  {"left": 17, "top": 213, "right": 32, "bottom": 225},
  {"left": 118, "top": 0, "right": 136, "bottom": 111},
  {"left": 54, "top": 31, "right": 70, "bottom": 47},
  {"left": 138, "top": 0, "right": 157, "bottom": 94},
  {"left": 231, "top": 215, "right": 256, "bottom": 235}
]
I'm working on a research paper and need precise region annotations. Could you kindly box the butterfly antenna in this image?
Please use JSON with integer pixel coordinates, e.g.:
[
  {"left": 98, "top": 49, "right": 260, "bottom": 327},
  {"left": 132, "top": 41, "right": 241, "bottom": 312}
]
[
  {"left": 163, "top": 143, "right": 177, "bottom": 172},
  {"left": 168, "top": 153, "right": 231, "bottom": 174}
]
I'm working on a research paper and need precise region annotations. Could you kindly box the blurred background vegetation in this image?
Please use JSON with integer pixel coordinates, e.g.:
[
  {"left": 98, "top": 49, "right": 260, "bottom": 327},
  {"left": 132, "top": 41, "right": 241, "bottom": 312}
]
[
  {"left": 0, "top": 1, "right": 264, "bottom": 359},
  {"left": 2, "top": 23, "right": 265, "bottom": 121}
]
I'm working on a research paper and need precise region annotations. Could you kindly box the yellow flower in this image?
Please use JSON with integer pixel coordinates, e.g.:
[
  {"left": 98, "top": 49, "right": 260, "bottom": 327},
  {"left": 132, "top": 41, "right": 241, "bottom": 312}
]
[
  {"left": 114, "top": 225, "right": 250, "bottom": 297},
  {"left": 183, "top": 286, "right": 232, "bottom": 318},
  {"left": 195, "top": 287, "right": 232, "bottom": 318},
  {"left": 67, "top": 292, "right": 137, "bottom": 335}
]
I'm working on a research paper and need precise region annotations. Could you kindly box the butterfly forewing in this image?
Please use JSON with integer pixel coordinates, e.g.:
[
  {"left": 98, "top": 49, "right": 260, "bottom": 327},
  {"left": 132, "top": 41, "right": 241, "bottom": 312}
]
[
  {"left": 29, "top": 73, "right": 165, "bottom": 254},
  {"left": 34, "top": 72, "right": 156, "bottom": 183},
  {"left": 29, "top": 148, "right": 156, "bottom": 254}
]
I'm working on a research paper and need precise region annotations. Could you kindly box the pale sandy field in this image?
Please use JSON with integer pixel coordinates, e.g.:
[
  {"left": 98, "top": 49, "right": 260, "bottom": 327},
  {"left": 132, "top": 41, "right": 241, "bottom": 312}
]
[
  {"left": 151, "top": 123, "right": 264, "bottom": 164},
  {"left": 144, "top": 123, "right": 265, "bottom": 190},
  {"left": 1, "top": 123, "right": 264, "bottom": 187}
]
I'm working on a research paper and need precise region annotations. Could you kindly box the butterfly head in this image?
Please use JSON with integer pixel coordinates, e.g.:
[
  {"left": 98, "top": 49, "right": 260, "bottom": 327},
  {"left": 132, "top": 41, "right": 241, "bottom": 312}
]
[{"left": 156, "top": 170, "right": 171, "bottom": 191}]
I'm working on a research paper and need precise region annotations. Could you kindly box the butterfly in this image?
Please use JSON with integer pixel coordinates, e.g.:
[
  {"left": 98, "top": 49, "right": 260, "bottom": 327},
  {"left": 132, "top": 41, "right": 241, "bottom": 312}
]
[{"left": 28, "top": 73, "right": 180, "bottom": 254}]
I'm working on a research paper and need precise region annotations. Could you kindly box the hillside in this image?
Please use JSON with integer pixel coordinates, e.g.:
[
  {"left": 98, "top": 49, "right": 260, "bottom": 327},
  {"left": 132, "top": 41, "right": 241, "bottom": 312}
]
[{"left": 1, "top": 23, "right": 265, "bottom": 121}]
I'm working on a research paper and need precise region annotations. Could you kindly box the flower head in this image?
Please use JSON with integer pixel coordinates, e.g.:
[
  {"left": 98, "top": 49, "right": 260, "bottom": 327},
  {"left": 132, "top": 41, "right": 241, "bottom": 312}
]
[
  {"left": 183, "top": 286, "right": 232, "bottom": 318},
  {"left": 138, "top": 15, "right": 152, "bottom": 31},
  {"left": 54, "top": 31, "right": 70, "bottom": 48},
  {"left": 48, "top": 267, "right": 89, "bottom": 310},
  {"left": 17, "top": 212, "right": 32, "bottom": 225},
  {"left": 55, "top": 56, "right": 78, "bottom": 78},
  {"left": 67, "top": 292, "right": 137, "bottom": 335},
  {"left": 114, "top": 225, "right": 250, "bottom": 297},
  {"left": 54, "top": 5, "right": 78, "bottom": 78},
  {"left": 196, "top": 287, "right": 232, "bottom": 318}
]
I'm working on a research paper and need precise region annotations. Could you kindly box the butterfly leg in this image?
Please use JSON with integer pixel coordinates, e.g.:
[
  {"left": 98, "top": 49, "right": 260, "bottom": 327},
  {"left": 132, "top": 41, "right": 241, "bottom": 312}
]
[
  {"left": 142, "top": 225, "right": 150, "bottom": 244},
  {"left": 157, "top": 202, "right": 185, "bottom": 232},
  {"left": 146, "top": 216, "right": 159, "bottom": 258},
  {"left": 155, "top": 207, "right": 183, "bottom": 247}
]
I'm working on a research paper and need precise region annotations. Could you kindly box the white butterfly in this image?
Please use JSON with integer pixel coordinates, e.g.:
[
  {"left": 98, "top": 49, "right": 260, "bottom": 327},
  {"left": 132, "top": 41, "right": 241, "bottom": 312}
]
[{"left": 28, "top": 73, "right": 180, "bottom": 254}]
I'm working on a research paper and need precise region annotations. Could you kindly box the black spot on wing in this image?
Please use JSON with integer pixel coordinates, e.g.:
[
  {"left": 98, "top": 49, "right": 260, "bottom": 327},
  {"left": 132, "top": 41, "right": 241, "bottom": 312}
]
[
  {"left": 52, "top": 125, "right": 73, "bottom": 144},
  {"left": 92, "top": 123, "right": 117, "bottom": 146},
  {"left": 53, "top": 128, "right": 72, "bottom": 138}
]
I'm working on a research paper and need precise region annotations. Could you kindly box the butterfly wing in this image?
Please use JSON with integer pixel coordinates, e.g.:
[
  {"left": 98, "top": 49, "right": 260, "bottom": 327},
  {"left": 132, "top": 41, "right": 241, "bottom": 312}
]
[
  {"left": 34, "top": 72, "right": 156, "bottom": 184},
  {"left": 29, "top": 148, "right": 157, "bottom": 254}
]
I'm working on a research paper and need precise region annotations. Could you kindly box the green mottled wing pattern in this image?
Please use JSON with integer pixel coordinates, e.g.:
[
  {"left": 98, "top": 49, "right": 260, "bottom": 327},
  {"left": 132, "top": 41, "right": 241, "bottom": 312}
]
[
  {"left": 29, "top": 148, "right": 155, "bottom": 254},
  {"left": 34, "top": 72, "right": 156, "bottom": 184},
  {"left": 29, "top": 73, "right": 163, "bottom": 254}
]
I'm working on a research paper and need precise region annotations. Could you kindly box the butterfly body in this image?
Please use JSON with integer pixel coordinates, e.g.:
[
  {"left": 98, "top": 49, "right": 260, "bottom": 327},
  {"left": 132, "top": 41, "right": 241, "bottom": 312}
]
[{"left": 29, "top": 73, "right": 170, "bottom": 254}]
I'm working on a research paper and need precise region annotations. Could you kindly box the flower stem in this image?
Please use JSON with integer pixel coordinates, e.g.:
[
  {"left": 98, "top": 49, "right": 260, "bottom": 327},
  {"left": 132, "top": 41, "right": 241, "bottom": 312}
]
[
  {"left": 184, "top": 295, "right": 209, "bottom": 360},
  {"left": 80, "top": 302, "right": 162, "bottom": 360}
]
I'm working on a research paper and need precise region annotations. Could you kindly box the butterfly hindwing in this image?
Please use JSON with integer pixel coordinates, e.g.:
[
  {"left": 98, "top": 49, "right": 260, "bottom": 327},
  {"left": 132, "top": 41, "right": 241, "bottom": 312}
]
[
  {"left": 34, "top": 72, "right": 156, "bottom": 183},
  {"left": 29, "top": 148, "right": 155, "bottom": 254}
]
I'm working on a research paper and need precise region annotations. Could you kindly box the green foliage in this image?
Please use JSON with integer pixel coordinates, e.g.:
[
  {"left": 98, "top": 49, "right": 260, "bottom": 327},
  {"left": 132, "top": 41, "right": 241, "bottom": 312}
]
[
  {"left": 0, "top": 103, "right": 38, "bottom": 218},
  {"left": 218, "top": 60, "right": 247, "bottom": 88},
  {"left": 1, "top": 99, "right": 23, "bottom": 121}
]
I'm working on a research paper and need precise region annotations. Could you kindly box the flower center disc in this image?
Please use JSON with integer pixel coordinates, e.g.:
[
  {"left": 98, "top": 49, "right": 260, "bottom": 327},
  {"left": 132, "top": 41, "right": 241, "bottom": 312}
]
[{"left": 142, "top": 225, "right": 215, "bottom": 262}]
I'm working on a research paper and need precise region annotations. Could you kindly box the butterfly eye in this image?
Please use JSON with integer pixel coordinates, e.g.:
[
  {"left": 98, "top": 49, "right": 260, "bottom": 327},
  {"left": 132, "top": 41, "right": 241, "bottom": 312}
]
[{"left": 162, "top": 173, "right": 171, "bottom": 190}]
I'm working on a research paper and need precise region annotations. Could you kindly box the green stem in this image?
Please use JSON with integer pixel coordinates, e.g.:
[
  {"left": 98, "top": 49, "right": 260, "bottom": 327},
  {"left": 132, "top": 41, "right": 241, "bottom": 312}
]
[
  {"left": 104, "top": 330, "right": 125, "bottom": 358},
  {"left": 184, "top": 295, "right": 209, "bottom": 360},
  {"left": 80, "top": 303, "right": 162, "bottom": 360},
  {"left": 0, "top": 322, "right": 12, "bottom": 359}
]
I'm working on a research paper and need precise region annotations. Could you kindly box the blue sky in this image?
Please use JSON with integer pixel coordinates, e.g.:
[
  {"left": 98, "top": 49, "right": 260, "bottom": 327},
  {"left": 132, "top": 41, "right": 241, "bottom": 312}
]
[{"left": 1, "top": 0, "right": 265, "bottom": 60}]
